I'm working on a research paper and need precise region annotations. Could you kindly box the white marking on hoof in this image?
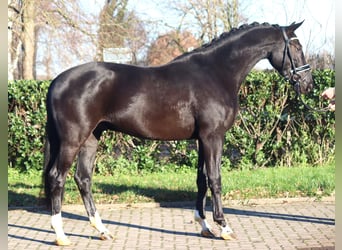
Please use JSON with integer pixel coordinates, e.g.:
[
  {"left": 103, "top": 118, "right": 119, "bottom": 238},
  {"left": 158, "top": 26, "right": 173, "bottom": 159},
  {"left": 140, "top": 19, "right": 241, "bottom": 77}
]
[
  {"left": 220, "top": 225, "right": 237, "bottom": 240},
  {"left": 194, "top": 210, "right": 214, "bottom": 237},
  {"left": 90, "top": 211, "right": 114, "bottom": 240},
  {"left": 55, "top": 236, "right": 72, "bottom": 246},
  {"left": 51, "top": 212, "right": 71, "bottom": 245}
]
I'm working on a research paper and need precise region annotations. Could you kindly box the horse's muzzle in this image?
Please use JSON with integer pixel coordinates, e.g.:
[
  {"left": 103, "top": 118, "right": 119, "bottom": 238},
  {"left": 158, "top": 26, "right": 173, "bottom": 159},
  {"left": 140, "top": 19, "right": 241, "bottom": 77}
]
[
  {"left": 292, "top": 72, "right": 313, "bottom": 94},
  {"left": 296, "top": 80, "right": 313, "bottom": 94}
]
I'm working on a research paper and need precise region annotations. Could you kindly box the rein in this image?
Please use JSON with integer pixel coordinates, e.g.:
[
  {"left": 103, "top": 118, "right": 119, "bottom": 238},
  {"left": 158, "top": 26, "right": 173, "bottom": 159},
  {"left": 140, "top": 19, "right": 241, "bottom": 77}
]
[{"left": 281, "top": 28, "right": 330, "bottom": 113}]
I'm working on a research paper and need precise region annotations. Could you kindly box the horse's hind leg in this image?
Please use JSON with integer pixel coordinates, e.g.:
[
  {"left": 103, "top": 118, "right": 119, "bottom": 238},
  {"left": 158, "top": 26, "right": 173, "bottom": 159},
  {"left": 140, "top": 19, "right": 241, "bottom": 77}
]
[
  {"left": 49, "top": 143, "right": 80, "bottom": 246},
  {"left": 74, "top": 133, "right": 114, "bottom": 241}
]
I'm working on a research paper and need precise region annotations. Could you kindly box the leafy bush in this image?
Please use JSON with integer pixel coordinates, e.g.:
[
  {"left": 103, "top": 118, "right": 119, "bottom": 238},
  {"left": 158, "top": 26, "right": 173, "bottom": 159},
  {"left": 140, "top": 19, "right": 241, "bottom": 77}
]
[
  {"left": 8, "top": 80, "right": 50, "bottom": 171},
  {"left": 224, "top": 70, "right": 335, "bottom": 169},
  {"left": 8, "top": 70, "right": 335, "bottom": 173}
]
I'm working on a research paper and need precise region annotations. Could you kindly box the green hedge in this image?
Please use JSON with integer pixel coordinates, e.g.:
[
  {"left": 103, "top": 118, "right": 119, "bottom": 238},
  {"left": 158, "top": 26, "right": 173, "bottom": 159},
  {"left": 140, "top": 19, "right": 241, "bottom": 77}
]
[
  {"left": 8, "top": 70, "right": 335, "bottom": 173},
  {"left": 224, "top": 70, "right": 335, "bottom": 169}
]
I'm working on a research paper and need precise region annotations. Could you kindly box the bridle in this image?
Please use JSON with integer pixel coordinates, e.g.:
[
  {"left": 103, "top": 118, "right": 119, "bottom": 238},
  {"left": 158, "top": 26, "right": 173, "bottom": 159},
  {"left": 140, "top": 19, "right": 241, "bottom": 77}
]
[
  {"left": 281, "top": 27, "right": 311, "bottom": 91},
  {"left": 281, "top": 28, "right": 330, "bottom": 113}
]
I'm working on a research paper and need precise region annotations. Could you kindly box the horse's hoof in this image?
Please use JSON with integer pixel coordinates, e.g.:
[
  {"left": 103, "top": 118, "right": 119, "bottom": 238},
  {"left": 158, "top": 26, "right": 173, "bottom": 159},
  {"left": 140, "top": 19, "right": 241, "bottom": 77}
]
[
  {"left": 221, "top": 232, "right": 237, "bottom": 240},
  {"left": 100, "top": 231, "right": 115, "bottom": 241},
  {"left": 55, "top": 237, "right": 72, "bottom": 246},
  {"left": 200, "top": 228, "right": 216, "bottom": 238}
]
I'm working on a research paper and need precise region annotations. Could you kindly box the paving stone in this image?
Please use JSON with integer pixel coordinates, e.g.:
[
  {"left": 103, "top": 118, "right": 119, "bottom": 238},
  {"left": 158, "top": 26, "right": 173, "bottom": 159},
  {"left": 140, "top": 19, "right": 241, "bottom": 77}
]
[{"left": 8, "top": 201, "right": 335, "bottom": 249}]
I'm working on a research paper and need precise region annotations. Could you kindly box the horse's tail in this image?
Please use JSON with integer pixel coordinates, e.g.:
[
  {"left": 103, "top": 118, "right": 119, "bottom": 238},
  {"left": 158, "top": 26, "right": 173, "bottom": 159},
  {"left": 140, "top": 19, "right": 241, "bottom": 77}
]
[
  {"left": 42, "top": 134, "right": 51, "bottom": 209},
  {"left": 42, "top": 82, "right": 59, "bottom": 209}
]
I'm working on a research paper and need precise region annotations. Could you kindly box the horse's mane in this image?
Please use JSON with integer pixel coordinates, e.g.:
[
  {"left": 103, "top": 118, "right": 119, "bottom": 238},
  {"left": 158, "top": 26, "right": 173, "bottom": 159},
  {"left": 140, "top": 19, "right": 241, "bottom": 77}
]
[{"left": 172, "top": 22, "right": 279, "bottom": 61}]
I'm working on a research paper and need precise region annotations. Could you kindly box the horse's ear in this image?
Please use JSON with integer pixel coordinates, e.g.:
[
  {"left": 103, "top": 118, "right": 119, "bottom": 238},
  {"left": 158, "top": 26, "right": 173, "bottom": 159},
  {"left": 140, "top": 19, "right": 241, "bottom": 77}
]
[{"left": 288, "top": 20, "right": 304, "bottom": 32}]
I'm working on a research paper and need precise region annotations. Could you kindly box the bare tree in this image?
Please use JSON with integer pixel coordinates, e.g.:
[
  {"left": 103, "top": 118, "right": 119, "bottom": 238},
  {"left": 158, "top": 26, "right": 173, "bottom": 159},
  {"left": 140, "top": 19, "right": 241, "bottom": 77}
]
[
  {"left": 143, "top": 0, "right": 245, "bottom": 66},
  {"left": 307, "top": 51, "right": 335, "bottom": 70},
  {"left": 169, "top": 0, "right": 245, "bottom": 43},
  {"left": 38, "top": 1, "right": 98, "bottom": 78},
  {"left": 96, "top": 0, "right": 147, "bottom": 62},
  {"left": 21, "top": 0, "right": 36, "bottom": 79},
  {"left": 8, "top": 0, "right": 22, "bottom": 80},
  {"left": 8, "top": 0, "right": 248, "bottom": 79},
  {"left": 8, "top": 0, "right": 96, "bottom": 79},
  {"left": 8, "top": 0, "right": 36, "bottom": 79},
  {"left": 147, "top": 31, "right": 199, "bottom": 66}
]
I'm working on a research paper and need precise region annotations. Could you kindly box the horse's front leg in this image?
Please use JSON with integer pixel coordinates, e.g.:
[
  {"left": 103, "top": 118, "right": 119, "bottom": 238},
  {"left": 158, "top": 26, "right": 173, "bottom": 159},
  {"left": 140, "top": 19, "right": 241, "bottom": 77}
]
[
  {"left": 74, "top": 134, "right": 114, "bottom": 241},
  {"left": 194, "top": 141, "right": 215, "bottom": 237},
  {"left": 200, "top": 134, "right": 237, "bottom": 240}
]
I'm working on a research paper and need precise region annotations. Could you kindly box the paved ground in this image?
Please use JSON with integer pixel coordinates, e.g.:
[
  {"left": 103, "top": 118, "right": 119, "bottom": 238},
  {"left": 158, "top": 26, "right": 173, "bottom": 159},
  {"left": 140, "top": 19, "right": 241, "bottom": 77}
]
[{"left": 8, "top": 199, "right": 335, "bottom": 250}]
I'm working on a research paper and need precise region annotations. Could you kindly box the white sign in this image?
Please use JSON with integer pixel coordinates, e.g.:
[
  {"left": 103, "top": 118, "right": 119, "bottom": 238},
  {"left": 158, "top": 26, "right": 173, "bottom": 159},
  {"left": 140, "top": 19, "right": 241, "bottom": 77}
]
[{"left": 103, "top": 48, "right": 132, "bottom": 63}]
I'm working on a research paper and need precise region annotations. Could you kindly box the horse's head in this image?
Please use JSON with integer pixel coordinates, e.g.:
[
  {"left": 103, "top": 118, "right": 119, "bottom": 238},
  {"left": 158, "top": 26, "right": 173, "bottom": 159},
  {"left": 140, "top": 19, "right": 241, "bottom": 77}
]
[{"left": 268, "top": 21, "right": 313, "bottom": 94}]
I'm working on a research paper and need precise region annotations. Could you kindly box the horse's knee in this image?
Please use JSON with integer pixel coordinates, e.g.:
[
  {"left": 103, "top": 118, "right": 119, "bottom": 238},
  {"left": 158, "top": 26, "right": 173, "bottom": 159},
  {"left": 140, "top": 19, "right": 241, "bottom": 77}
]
[
  {"left": 74, "top": 174, "right": 91, "bottom": 193},
  {"left": 208, "top": 177, "right": 222, "bottom": 193},
  {"left": 47, "top": 169, "right": 64, "bottom": 193}
]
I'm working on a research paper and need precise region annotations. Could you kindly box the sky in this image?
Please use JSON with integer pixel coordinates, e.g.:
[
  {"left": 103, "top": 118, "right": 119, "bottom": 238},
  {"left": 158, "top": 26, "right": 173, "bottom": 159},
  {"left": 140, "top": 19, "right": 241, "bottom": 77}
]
[
  {"left": 82, "top": 0, "right": 334, "bottom": 54},
  {"left": 241, "top": 0, "right": 335, "bottom": 68},
  {"left": 121, "top": 0, "right": 335, "bottom": 51},
  {"left": 76, "top": 0, "right": 335, "bottom": 70},
  {"left": 242, "top": 0, "right": 335, "bottom": 53}
]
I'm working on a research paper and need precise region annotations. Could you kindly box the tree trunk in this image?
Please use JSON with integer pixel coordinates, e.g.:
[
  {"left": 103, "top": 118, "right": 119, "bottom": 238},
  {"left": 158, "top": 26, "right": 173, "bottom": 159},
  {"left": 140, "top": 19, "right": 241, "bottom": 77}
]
[
  {"left": 22, "top": 0, "right": 36, "bottom": 79},
  {"left": 8, "top": 0, "right": 22, "bottom": 79}
]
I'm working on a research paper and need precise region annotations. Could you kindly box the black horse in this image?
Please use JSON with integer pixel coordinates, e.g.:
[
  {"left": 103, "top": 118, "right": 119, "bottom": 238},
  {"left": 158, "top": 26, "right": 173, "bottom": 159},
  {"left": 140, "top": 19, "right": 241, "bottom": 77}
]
[{"left": 43, "top": 21, "right": 313, "bottom": 245}]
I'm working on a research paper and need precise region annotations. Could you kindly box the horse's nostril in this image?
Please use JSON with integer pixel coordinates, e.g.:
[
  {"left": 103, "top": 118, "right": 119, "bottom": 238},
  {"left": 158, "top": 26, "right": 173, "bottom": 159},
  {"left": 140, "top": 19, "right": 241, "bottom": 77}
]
[
  {"left": 308, "top": 83, "right": 313, "bottom": 92},
  {"left": 304, "top": 82, "right": 313, "bottom": 93}
]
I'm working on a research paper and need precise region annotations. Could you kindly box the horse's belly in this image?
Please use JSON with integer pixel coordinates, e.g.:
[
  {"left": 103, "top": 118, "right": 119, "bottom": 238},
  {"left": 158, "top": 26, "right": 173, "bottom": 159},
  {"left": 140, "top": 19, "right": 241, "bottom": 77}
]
[
  {"left": 132, "top": 114, "right": 195, "bottom": 140},
  {"left": 109, "top": 92, "right": 197, "bottom": 140},
  {"left": 111, "top": 106, "right": 195, "bottom": 140},
  {"left": 146, "top": 116, "right": 195, "bottom": 140}
]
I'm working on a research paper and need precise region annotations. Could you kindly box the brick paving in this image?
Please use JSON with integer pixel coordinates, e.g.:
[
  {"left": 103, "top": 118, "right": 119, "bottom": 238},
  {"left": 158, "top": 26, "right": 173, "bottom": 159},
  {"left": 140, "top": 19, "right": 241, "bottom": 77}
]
[{"left": 8, "top": 200, "right": 335, "bottom": 250}]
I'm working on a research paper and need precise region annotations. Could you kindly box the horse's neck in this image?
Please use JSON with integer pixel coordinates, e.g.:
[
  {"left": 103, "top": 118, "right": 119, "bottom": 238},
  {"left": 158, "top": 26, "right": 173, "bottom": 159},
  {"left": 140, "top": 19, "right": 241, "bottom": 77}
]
[{"left": 215, "top": 29, "right": 279, "bottom": 85}]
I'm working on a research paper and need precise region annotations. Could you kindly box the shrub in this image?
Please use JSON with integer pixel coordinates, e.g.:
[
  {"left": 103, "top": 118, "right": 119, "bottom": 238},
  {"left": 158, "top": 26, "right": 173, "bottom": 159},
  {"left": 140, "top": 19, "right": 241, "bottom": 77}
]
[
  {"left": 8, "top": 80, "right": 50, "bottom": 171},
  {"left": 224, "top": 70, "right": 335, "bottom": 169},
  {"left": 8, "top": 70, "right": 335, "bottom": 173}
]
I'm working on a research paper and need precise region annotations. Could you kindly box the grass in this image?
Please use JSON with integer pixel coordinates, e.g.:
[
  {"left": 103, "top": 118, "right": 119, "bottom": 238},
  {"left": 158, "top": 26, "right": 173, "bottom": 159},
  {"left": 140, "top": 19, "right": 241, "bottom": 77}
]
[{"left": 8, "top": 163, "right": 335, "bottom": 207}]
